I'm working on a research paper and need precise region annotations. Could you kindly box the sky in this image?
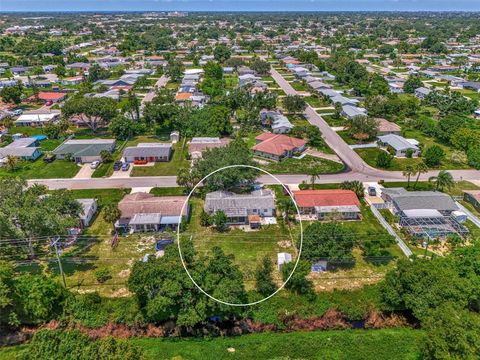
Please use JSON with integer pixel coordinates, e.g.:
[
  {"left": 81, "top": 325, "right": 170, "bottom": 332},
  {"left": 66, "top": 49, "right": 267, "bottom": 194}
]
[{"left": 2, "top": 0, "right": 480, "bottom": 12}]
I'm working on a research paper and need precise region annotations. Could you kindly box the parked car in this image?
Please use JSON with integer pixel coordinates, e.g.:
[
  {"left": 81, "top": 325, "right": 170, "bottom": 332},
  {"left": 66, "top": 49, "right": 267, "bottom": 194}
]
[
  {"left": 368, "top": 186, "right": 377, "bottom": 196},
  {"left": 121, "top": 163, "right": 130, "bottom": 171},
  {"left": 113, "top": 161, "right": 123, "bottom": 171},
  {"left": 12, "top": 109, "right": 23, "bottom": 116},
  {"left": 45, "top": 100, "right": 53, "bottom": 106},
  {"left": 90, "top": 160, "right": 100, "bottom": 169},
  {"left": 43, "top": 154, "right": 56, "bottom": 163}
]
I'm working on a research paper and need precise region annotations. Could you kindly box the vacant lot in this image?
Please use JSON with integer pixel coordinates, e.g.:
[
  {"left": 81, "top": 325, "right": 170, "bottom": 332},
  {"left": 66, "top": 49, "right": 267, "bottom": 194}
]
[{"left": 257, "top": 155, "right": 344, "bottom": 174}]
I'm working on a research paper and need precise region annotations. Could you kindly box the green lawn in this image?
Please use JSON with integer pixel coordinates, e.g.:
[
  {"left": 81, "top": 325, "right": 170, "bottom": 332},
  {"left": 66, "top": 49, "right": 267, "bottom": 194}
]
[
  {"left": 0, "top": 155, "right": 80, "bottom": 179},
  {"left": 131, "top": 139, "right": 189, "bottom": 177},
  {"left": 305, "top": 95, "right": 330, "bottom": 108},
  {"left": 183, "top": 198, "right": 297, "bottom": 289},
  {"left": 258, "top": 155, "right": 344, "bottom": 174},
  {"left": 322, "top": 114, "right": 348, "bottom": 127},
  {"left": 0, "top": 329, "right": 425, "bottom": 360},
  {"left": 289, "top": 80, "right": 309, "bottom": 92},
  {"left": 131, "top": 328, "right": 424, "bottom": 360},
  {"left": 355, "top": 148, "right": 422, "bottom": 171},
  {"left": 382, "top": 180, "right": 479, "bottom": 196},
  {"left": 401, "top": 128, "right": 471, "bottom": 170},
  {"left": 150, "top": 187, "right": 187, "bottom": 196}
]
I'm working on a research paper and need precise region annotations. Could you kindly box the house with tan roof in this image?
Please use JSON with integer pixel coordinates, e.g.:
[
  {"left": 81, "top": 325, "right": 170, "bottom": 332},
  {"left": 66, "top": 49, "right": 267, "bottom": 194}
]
[
  {"left": 376, "top": 118, "right": 402, "bottom": 136},
  {"left": 252, "top": 133, "right": 307, "bottom": 161},
  {"left": 115, "top": 192, "right": 189, "bottom": 233},
  {"left": 293, "top": 190, "right": 361, "bottom": 220},
  {"left": 188, "top": 137, "right": 231, "bottom": 160}
]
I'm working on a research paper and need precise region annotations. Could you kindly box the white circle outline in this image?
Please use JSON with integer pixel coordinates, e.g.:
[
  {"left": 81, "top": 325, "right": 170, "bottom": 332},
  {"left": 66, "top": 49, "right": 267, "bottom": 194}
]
[{"left": 176, "top": 164, "right": 303, "bottom": 307}]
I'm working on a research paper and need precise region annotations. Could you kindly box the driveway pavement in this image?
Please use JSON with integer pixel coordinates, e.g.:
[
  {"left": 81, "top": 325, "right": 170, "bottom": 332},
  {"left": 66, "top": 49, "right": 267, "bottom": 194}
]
[{"left": 73, "top": 164, "right": 94, "bottom": 179}]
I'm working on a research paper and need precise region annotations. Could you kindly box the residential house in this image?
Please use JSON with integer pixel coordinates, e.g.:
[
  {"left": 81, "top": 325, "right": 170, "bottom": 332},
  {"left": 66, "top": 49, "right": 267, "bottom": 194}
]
[
  {"left": 376, "top": 118, "right": 402, "bottom": 136},
  {"left": 61, "top": 76, "right": 83, "bottom": 86},
  {"left": 414, "top": 87, "right": 432, "bottom": 99},
  {"left": 116, "top": 192, "right": 189, "bottom": 233},
  {"left": 52, "top": 139, "right": 116, "bottom": 163},
  {"left": 277, "top": 252, "right": 292, "bottom": 271},
  {"left": 14, "top": 110, "right": 60, "bottom": 127},
  {"left": 28, "top": 91, "right": 66, "bottom": 104},
  {"left": 204, "top": 189, "right": 275, "bottom": 226},
  {"left": 259, "top": 109, "right": 293, "bottom": 134},
  {"left": 461, "top": 81, "right": 480, "bottom": 92},
  {"left": 239, "top": 74, "right": 261, "bottom": 87},
  {"left": 77, "top": 198, "right": 98, "bottom": 228},
  {"left": 123, "top": 143, "right": 172, "bottom": 163},
  {"left": 252, "top": 133, "right": 307, "bottom": 161},
  {"left": 0, "top": 137, "right": 42, "bottom": 164},
  {"left": 378, "top": 134, "right": 420, "bottom": 157},
  {"left": 188, "top": 137, "right": 231, "bottom": 160},
  {"left": 293, "top": 190, "right": 361, "bottom": 220},
  {"left": 382, "top": 188, "right": 468, "bottom": 239},
  {"left": 341, "top": 105, "right": 368, "bottom": 120}
]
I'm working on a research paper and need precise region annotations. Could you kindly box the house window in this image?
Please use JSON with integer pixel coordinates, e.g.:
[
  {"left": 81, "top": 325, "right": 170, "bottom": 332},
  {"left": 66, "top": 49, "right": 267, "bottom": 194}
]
[{"left": 264, "top": 209, "right": 268, "bottom": 213}]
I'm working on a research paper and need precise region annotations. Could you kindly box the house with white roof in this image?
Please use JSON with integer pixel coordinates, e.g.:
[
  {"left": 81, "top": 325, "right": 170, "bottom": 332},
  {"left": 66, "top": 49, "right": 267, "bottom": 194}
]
[
  {"left": 14, "top": 111, "right": 60, "bottom": 127},
  {"left": 378, "top": 134, "right": 420, "bottom": 157}
]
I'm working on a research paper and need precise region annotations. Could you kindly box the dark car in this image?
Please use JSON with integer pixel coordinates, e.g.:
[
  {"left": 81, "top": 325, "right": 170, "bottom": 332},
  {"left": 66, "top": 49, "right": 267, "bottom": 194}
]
[
  {"left": 113, "top": 161, "right": 123, "bottom": 171},
  {"left": 43, "top": 154, "right": 56, "bottom": 163},
  {"left": 121, "top": 163, "right": 130, "bottom": 171}
]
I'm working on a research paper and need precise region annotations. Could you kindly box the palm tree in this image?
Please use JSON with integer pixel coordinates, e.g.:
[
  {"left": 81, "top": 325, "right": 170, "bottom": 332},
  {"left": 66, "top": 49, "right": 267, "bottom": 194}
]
[
  {"left": 278, "top": 199, "right": 295, "bottom": 226},
  {"left": 5, "top": 155, "right": 18, "bottom": 171},
  {"left": 429, "top": 170, "right": 455, "bottom": 191},
  {"left": 413, "top": 161, "right": 429, "bottom": 189},
  {"left": 102, "top": 204, "right": 122, "bottom": 231},
  {"left": 402, "top": 165, "right": 416, "bottom": 189},
  {"left": 308, "top": 167, "right": 321, "bottom": 189}
]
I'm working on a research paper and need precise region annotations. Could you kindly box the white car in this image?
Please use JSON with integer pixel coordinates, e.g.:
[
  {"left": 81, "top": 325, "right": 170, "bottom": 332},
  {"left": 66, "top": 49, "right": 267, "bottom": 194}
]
[{"left": 90, "top": 161, "right": 100, "bottom": 169}]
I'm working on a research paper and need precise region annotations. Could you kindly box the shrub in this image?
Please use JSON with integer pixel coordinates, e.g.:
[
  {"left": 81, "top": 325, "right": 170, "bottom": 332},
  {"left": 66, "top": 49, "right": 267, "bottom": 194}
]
[
  {"left": 94, "top": 268, "right": 112, "bottom": 284},
  {"left": 376, "top": 151, "right": 393, "bottom": 168},
  {"left": 424, "top": 145, "right": 445, "bottom": 167}
]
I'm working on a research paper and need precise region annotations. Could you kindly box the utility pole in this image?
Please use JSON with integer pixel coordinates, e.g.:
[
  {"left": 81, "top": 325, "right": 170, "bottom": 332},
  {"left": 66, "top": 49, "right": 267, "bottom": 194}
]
[{"left": 51, "top": 237, "right": 67, "bottom": 288}]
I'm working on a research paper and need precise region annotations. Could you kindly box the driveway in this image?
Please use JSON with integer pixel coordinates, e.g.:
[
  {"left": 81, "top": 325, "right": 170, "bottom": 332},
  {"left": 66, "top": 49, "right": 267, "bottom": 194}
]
[
  {"left": 73, "top": 164, "right": 94, "bottom": 179},
  {"left": 110, "top": 165, "right": 133, "bottom": 178},
  {"left": 140, "top": 75, "right": 169, "bottom": 113}
]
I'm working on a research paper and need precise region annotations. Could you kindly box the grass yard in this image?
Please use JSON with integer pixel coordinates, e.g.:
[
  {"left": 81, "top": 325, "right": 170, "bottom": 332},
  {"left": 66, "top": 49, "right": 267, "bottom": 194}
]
[
  {"left": 131, "top": 328, "right": 424, "bottom": 360},
  {"left": 224, "top": 74, "right": 238, "bottom": 90},
  {"left": 322, "top": 114, "right": 348, "bottom": 127},
  {"left": 150, "top": 187, "right": 187, "bottom": 196},
  {"left": 257, "top": 155, "right": 345, "bottom": 174},
  {"left": 355, "top": 148, "right": 422, "bottom": 171},
  {"left": 401, "top": 128, "right": 471, "bottom": 170},
  {"left": 2, "top": 329, "right": 425, "bottom": 360},
  {"left": 382, "top": 180, "right": 479, "bottom": 197},
  {"left": 131, "top": 138, "right": 190, "bottom": 177},
  {"left": 456, "top": 88, "right": 480, "bottom": 101},
  {"left": 305, "top": 95, "right": 330, "bottom": 108},
  {"left": 48, "top": 188, "right": 161, "bottom": 297},
  {"left": 183, "top": 198, "right": 297, "bottom": 290},
  {"left": 289, "top": 80, "right": 309, "bottom": 92},
  {"left": 0, "top": 155, "right": 80, "bottom": 179}
]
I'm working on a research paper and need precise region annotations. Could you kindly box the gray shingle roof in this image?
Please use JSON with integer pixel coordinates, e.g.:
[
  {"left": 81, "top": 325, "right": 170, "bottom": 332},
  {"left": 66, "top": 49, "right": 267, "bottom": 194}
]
[
  {"left": 390, "top": 191, "right": 458, "bottom": 212},
  {"left": 53, "top": 139, "right": 115, "bottom": 157},
  {"left": 123, "top": 143, "right": 171, "bottom": 158}
]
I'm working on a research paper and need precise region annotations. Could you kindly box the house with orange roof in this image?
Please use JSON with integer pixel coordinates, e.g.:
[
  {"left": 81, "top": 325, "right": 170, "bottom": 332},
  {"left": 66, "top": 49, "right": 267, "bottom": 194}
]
[
  {"left": 28, "top": 91, "right": 66, "bottom": 104},
  {"left": 252, "top": 133, "right": 307, "bottom": 161},
  {"left": 293, "top": 189, "right": 361, "bottom": 220}
]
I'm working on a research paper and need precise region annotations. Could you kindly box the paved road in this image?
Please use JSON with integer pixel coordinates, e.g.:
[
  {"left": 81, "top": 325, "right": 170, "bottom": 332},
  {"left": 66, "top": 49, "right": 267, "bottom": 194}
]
[
  {"left": 270, "top": 67, "right": 480, "bottom": 181},
  {"left": 27, "top": 169, "right": 480, "bottom": 190},
  {"left": 140, "top": 75, "right": 169, "bottom": 111}
]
